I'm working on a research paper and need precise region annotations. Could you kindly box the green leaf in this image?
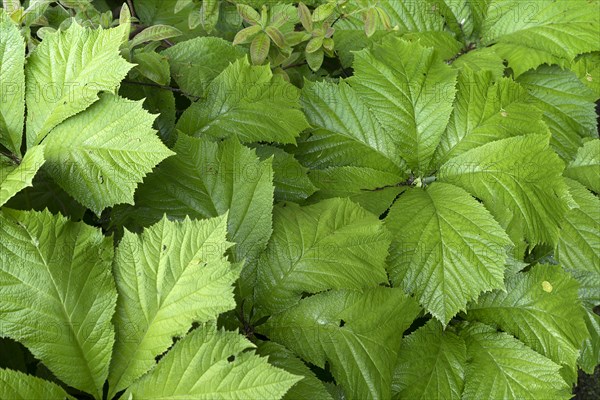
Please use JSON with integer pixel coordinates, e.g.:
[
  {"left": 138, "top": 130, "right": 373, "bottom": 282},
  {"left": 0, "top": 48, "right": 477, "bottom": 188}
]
[
  {"left": 130, "top": 24, "right": 182, "bottom": 48},
  {"left": 517, "top": 65, "right": 598, "bottom": 160},
  {"left": 253, "top": 145, "right": 316, "bottom": 203},
  {"left": 570, "top": 52, "right": 600, "bottom": 99},
  {"left": 132, "top": 51, "right": 171, "bottom": 86},
  {"left": 466, "top": 264, "right": 588, "bottom": 373},
  {"left": 564, "top": 139, "right": 600, "bottom": 193},
  {"left": 312, "top": 2, "right": 336, "bottom": 22},
  {"left": 256, "top": 341, "right": 333, "bottom": 400},
  {"left": 393, "top": 320, "right": 466, "bottom": 400},
  {"left": 580, "top": 308, "right": 600, "bottom": 373},
  {"left": 250, "top": 31, "right": 271, "bottom": 64},
  {"left": 349, "top": 38, "right": 457, "bottom": 174},
  {"left": 452, "top": 47, "right": 505, "bottom": 80},
  {"left": 0, "top": 209, "right": 116, "bottom": 399},
  {"left": 262, "top": 288, "right": 421, "bottom": 400},
  {"left": 363, "top": 8, "right": 378, "bottom": 37},
  {"left": 439, "top": 134, "right": 570, "bottom": 246},
  {"left": 265, "top": 26, "right": 286, "bottom": 48},
  {"left": 0, "top": 145, "right": 45, "bottom": 207},
  {"left": 386, "top": 183, "right": 510, "bottom": 324},
  {"left": 255, "top": 198, "right": 390, "bottom": 314},
  {"left": 42, "top": 94, "right": 174, "bottom": 215},
  {"left": 124, "top": 325, "right": 301, "bottom": 399},
  {"left": 481, "top": 0, "right": 600, "bottom": 76},
  {"left": 556, "top": 179, "right": 600, "bottom": 273},
  {"left": 177, "top": 57, "right": 308, "bottom": 144},
  {"left": 111, "top": 135, "right": 273, "bottom": 266},
  {"left": 0, "top": 21, "right": 25, "bottom": 156},
  {"left": 237, "top": 3, "right": 261, "bottom": 25},
  {"left": 162, "top": 37, "right": 245, "bottom": 97},
  {"left": 305, "top": 48, "right": 324, "bottom": 71},
  {"left": 460, "top": 322, "right": 571, "bottom": 400},
  {"left": 233, "top": 24, "right": 262, "bottom": 45},
  {"left": 25, "top": 22, "right": 132, "bottom": 146},
  {"left": 108, "top": 215, "right": 239, "bottom": 396},
  {"left": 0, "top": 369, "right": 71, "bottom": 400},
  {"left": 433, "top": 68, "right": 547, "bottom": 166},
  {"left": 299, "top": 80, "right": 405, "bottom": 175}
]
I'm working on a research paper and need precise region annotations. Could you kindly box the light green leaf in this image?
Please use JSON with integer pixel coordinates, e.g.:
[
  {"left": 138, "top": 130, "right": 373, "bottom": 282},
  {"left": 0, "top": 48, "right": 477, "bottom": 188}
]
[
  {"left": 255, "top": 198, "right": 390, "bottom": 314},
  {"left": 43, "top": 94, "right": 174, "bottom": 215},
  {"left": 256, "top": 341, "right": 333, "bottom": 400},
  {"left": 111, "top": 135, "right": 273, "bottom": 265},
  {"left": 262, "top": 288, "right": 421, "bottom": 400},
  {"left": 433, "top": 68, "right": 547, "bottom": 166},
  {"left": 250, "top": 32, "right": 270, "bottom": 65},
  {"left": 386, "top": 183, "right": 510, "bottom": 324},
  {"left": 393, "top": 320, "right": 466, "bottom": 400},
  {"left": 466, "top": 264, "right": 589, "bottom": 373},
  {"left": 439, "top": 134, "right": 570, "bottom": 246},
  {"left": 460, "top": 322, "right": 571, "bottom": 400},
  {"left": 580, "top": 308, "right": 600, "bottom": 373},
  {"left": 253, "top": 145, "right": 316, "bottom": 203},
  {"left": 177, "top": 57, "right": 308, "bottom": 144},
  {"left": 452, "top": 47, "right": 505, "bottom": 80},
  {"left": 162, "top": 37, "right": 245, "bottom": 97},
  {"left": 25, "top": 22, "right": 132, "bottom": 146},
  {"left": 108, "top": 215, "right": 239, "bottom": 396},
  {"left": 517, "top": 65, "right": 598, "bottom": 160},
  {"left": 564, "top": 139, "right": 600, "bottom": 194},
  {"left": 0, "top": 369, "right": 70, "bottom": 400},
  {"left": 132, "top": 51, "right": 171, "bottom": 86},
  {"left": 0, "top": 21, "right": 25, "bottom": 156},
  {"left": 570, "top": 52, "right": 600, "bottom": 99},
  {"left": 0, "top": 145, "right": 45, "bottom": 207},
  {"left": 130, "top": 24, "right": 182, "bottom": 48},
  {"left": 556, "top": 179, "right": 600, "bottom": 273},
  {"left": 481, "top": 0, "right": 600, "bottom": 76},
  {"left": 0, "top": 209, "right": 116, "bottom": 399},
  {"left": 349, "top": 37, "right": 457, "bottom": 174},
  {"left": 299, "top": 80, "right": 405, "bottom": 174},
  {"left": 124, "top": 325, "right": 301, "bottom": 399}
]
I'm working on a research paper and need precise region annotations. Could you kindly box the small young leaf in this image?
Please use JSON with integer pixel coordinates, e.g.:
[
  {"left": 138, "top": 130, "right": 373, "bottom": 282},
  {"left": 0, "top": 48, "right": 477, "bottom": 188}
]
[
  {"left": 297, "top": 2, "right": 312, "bottom": 31},
  {"left": 130, "top": 24, "right": 182, "bottom": 48},
  {"left": 305, "top": 36, "right": 323, "bottom": 53},
  {"left": 312, "top": 2, "right": 336, "bottom": 22},
  {"left": 363, "top": 8, "right": 377, "bottom": 37},
  {"left": 237, "top": 3, "right": 261, "bottom": 25},
  {"left": 251, "top": 32, "right": 270, "bottom": 65},
  {"left": 265, "top": 26, "right": 286, "bottom": 48},
  {"left": 233, "top": 24, "right": 262, "bottom": 45},
  {"left": 305, "top": 48, "right": 324, "bottom": 71}
]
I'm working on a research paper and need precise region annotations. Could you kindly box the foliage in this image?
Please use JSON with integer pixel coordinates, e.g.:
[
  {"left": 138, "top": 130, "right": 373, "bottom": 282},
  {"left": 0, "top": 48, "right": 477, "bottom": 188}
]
[{"left": 0, "top": 0, "right": 598, "bottom": 399}]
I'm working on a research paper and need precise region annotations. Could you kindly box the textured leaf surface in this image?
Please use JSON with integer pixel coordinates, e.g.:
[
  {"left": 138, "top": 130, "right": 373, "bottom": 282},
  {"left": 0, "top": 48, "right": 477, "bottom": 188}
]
[
  {"left": 299, "top": 81, "right": 405, "bottom": 174},
  {"left": 25, "top": 23, "right": 132, "bottom": 145},
  {"left": 256, "top": 341, "right": 333, "bottom": 400},
  {"left": 0, "top": 369, "right": 70, "bottom": 400},
  {"left": 439, "top": 134, "right": 570, "bottom": 245},
  {"left": 0, "top": 21, "right": 25, "bottom": 155},
  {"left": 393, "top": 320, "right": 466, "bottom": 400},
  {"left": 124, "top": 325, "right": 300, "bottom": 399},
  {"left": 253, "top": 145, "right": 316, "bottom": 203},
  {"left": 255, "top": 198, "right": 390, "bottom": 314},
  {"left": 433, "top": 68, "right": 547, "bottom": 166},
  {"left": 0, "top": 210, "right": 116, "bottom": 399},
  {"left": 349, "top": 38, "right": 457, "bottom": 174},
  {"left": 112, "top": 135, "right": 273, "bottom": 264},
  {"left": 518, "top": 65, "right": 598, "bottom": 160},
  {"left": 386, "top": 183, "right": 510, "bottom": 324},
  {"left": 262, "top": 288, "right": 421, "bottom": 400},
  {"left": 460, "top": 322, "right": 571, "bottom": 400},
  {"left": 0, "top": 146, "right": 45, "bottom": 207},
  {"left": 482, "top": 0, "right": 600, "bottom": 76},
  {"left": 108, "top": 215, "right": 239, "bottom": 396},
  {"left": 467, "top": 264, "right": 589, "bottom": 372},
  {"left": 162, "top": 37, "right": 245, "bottom": 97},
  {"left": 177, "top": 57, "right": 308, "bottom": 144},
  {"left": 556, "top": 179, "right": 600, "bottom": 273},
  {"left": 43, "top": 94, "right": 174, "bottom": 215},
  {"left": 564, "top": 139, "right": 600, "bottom": 194}
]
